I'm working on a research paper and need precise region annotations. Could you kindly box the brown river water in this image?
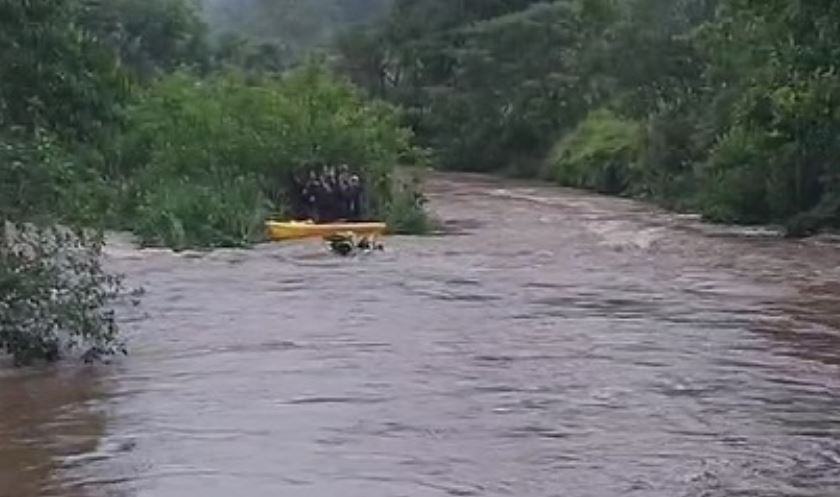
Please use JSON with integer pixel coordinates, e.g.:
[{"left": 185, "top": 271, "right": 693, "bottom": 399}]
[{"left": 2, "top": 173, "right": 840, "bottom": 497}]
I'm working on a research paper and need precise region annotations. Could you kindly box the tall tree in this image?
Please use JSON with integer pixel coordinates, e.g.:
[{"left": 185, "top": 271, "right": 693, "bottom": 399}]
[{"left": 0, "top": 0, "right": 128, "bottom": 140}]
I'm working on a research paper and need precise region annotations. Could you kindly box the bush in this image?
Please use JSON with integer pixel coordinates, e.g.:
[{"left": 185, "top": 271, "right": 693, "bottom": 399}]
[
  {"left": 383, "top": 178, "right": 433, "bottom": 235},
  {"left": 638, "top": 97, "right": 717, "bottom": 207},
  {"left": 133, "top": 176, "right": 271, "bottom": 250},
  {"left": 698, "top": 71, "right": 840, "bottom": 226},
  {"left": 118, "top": 62, "right": 421, "bottom": 247},
  {"left": 698, "top": 125, "right": 777, "bottom": 224},
  {"left": 544, "top": 109, "right": 642, "bottom": 194},
  {"left": 785, "top": 186, "right": 840, "bottom": 237},
  {"left": 0, "top": 223, "right": 125, "bottom": 365},
  {"left": 0, "top": 130, "right": 71, "bottom": 221},
  {"left": 0, "top": 129, "right": 116, "bottom": 227}
]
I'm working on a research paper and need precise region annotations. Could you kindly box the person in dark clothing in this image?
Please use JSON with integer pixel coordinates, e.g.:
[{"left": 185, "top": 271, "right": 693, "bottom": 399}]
[
  {"left": 313, "top": 175, "right": 335, "bottom": 222},
  {"left": 336, "top": 165, "right": 349, "bottom": 215},
  {"left": 317, "top": 165, "right": 342, "bottom": 222},
  {"left": 300, "top": 169, "right": 320, "bottom": 221},
  {"left": 337, "top": 164, "right": 351, "bottom": 189},
  {"left": 287, "top": 170, "right": 312, "bottom": 220},
  {"left": 345, "top": 175, "right": 362, "bottom": 220}
]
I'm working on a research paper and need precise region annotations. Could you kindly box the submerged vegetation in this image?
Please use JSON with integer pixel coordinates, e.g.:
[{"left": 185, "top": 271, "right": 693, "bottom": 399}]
[{"left": 338, "top": 0, "right": 840, "bottom": 234}]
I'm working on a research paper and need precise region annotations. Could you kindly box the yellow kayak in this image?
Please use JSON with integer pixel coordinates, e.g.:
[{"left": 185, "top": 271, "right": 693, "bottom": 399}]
[{"left": 265, "top": 220, "right": 387, "bottom": 241}]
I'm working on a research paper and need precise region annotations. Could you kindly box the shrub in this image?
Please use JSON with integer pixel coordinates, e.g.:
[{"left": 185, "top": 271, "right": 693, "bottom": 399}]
[
  {"left": 696, "top": 125, "right": 774, "bottom": 224},
  {"left": 0, "top": 223, "right": 125, "bottom": 365},
  {"left": 698, "top": 71, "right": 840, "bottom": 226},
  {"left": 0, "top": 129, "right": 116, "bottom": 227},
  {"left": 637, "top": 97, "right": 716, "bottom": 207},
  {"left": 0, "top": 130, "right": 71, "bottom": 221},
  {"left": 544, "top": 109, "right": 642, "bottom": 194},
  {"left": 133, "top": 175, "right": 271, "bottom": 250},
  {"left": 383, "top": 178, "right": 433, "bottom": 235}
]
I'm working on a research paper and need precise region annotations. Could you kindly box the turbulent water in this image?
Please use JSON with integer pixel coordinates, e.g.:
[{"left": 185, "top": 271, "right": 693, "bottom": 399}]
[{"left": 2, "top": 173, "right": 840, "bottom": 497}]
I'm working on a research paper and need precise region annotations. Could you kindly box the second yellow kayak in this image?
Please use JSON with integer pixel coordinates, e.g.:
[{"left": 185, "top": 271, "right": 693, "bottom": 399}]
[{"left": 265, "top": 220, "right": 387, "bottom": 241}]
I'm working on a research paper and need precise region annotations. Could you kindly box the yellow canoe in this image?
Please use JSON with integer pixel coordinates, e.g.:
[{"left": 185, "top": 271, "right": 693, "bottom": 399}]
[{"left": 265, "top": 220, "right": 387, "bottom": 241}]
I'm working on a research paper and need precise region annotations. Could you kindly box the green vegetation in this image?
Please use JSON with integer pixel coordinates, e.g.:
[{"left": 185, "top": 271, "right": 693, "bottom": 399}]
[
  {"left": 0, "top": 0, "right": 131, "bottom": 364},
  {"left": 384, "top": 177, "right": 433, "bottom": 235},
  {"left": 340, "top": 0, "right": 840, "bottom": 234},
  {"left": 116, "top": 64, "right": 420, "bottom": 248},
  {"left": 82, "top": 0, "right": 212, "bottom": 81},
  {"left": 0, "top": 224, "right": 124, "bottom": 365},
  {"left": 545, "top": 109, "right": 642, "bottom": 195}
]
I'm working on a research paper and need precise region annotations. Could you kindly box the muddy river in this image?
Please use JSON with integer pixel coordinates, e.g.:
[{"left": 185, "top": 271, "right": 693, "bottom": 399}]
[{"left": 2, "top": 173, "right": 840, "bottom": 497}]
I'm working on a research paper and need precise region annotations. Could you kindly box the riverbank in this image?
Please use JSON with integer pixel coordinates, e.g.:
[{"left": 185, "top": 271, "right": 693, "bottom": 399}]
[
  {"left": 449, "top": 169, "right": 840, "bottom": 246},
  {"left": 492, "top": 158, "right": 840, "bottom": 241}
]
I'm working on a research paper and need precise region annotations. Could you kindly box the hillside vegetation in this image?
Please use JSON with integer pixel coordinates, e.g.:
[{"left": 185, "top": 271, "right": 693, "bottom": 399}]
[{"left": 337, "top": 0, "right": 840, "bottom": 235}]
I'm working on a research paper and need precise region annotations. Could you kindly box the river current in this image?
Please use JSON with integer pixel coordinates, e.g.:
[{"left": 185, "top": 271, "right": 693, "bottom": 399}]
[{"left": 2, "top": 173, "right": 840, "bottom": 497}]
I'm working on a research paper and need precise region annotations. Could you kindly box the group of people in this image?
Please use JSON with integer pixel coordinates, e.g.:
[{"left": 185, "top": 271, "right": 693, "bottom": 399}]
[{"left": 289, "top": 163, "right": 364, "bottom": 223}]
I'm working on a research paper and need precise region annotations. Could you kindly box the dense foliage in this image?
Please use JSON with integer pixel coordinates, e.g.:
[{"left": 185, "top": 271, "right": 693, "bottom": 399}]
[
  {"left": 340, "top": 0, "right": 840, "bottom": 233},
  {"left": 0, "top": 224, "right": 124, "bottom": 365},
  {"left": 116, "top": 64, "right": 417, "bottom": 248},
  {"left": 545, "top": 109, "right": 642, "bottom": 195},
  {"left": 0, "top": 0, "right": 129, "bottom": 140},
  {"left": 0, "top": 0, "right": 131, "bottom": 364},
  {"left": 82, "top": 0, "right": 212, "bottom": 80}
]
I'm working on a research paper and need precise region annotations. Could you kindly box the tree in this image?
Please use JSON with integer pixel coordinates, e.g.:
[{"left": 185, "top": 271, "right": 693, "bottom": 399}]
[
  {"left": 0, "top": 0, "right": 128, "bottom": 141},
  {"left": 81, "top": 0, "right": 211, "bottom": 81},
  {"left": 0, "top": 0, "right": 129, "bottom": 364},
  {"left": 338, "top": 0, "right": 840, "bottom": 232},
  {"left": 200, "top": 0, "right": 393, "bottom": 62}
]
